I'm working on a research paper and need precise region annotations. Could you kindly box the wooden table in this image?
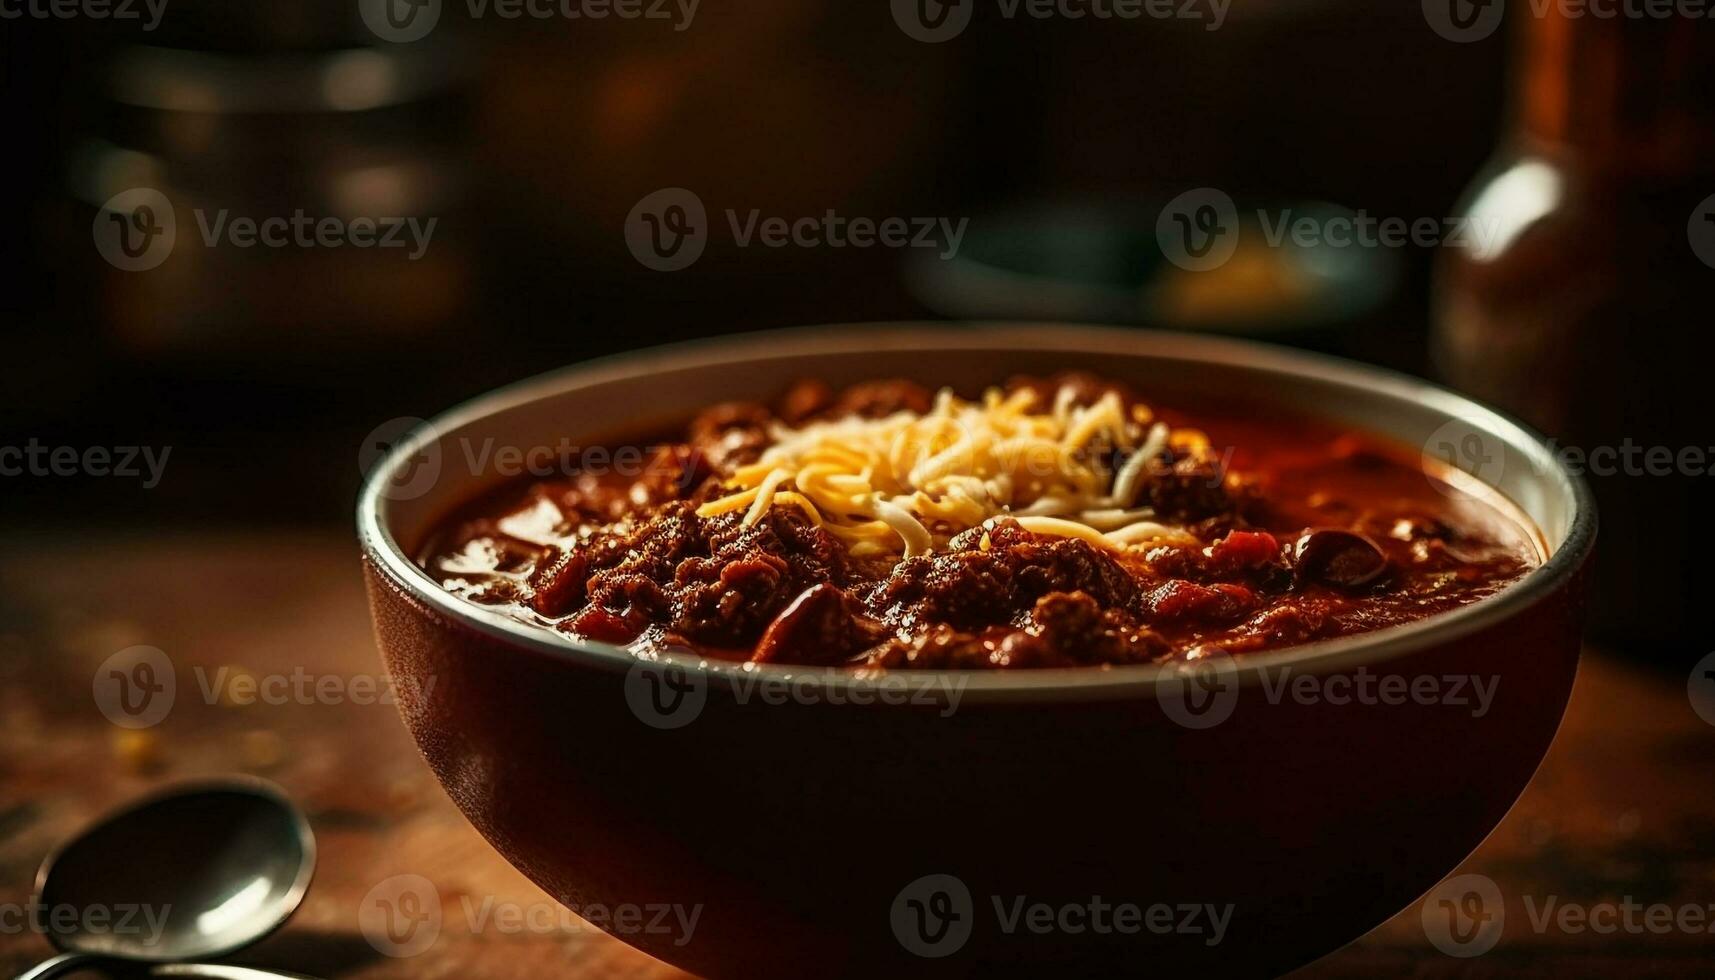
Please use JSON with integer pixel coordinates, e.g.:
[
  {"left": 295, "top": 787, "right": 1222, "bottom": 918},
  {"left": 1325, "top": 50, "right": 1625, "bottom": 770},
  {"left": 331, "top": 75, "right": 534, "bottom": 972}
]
[{"left": 2, "top": 534, "right": 1712, "bottom": 977}]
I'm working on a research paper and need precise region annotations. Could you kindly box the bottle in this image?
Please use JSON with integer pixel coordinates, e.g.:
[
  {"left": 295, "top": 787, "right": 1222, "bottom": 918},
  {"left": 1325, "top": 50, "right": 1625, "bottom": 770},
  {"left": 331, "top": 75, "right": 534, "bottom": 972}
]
[{"left": 1433, "top": 10, "right": 1715, "bottom": 658}]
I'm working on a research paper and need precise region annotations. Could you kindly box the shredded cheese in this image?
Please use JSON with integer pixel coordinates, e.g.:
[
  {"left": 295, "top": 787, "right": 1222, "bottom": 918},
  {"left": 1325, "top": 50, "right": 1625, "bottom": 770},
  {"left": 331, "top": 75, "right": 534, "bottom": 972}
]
[{"left": 694, "top": 384, "right": 1210, "bottom": 557}]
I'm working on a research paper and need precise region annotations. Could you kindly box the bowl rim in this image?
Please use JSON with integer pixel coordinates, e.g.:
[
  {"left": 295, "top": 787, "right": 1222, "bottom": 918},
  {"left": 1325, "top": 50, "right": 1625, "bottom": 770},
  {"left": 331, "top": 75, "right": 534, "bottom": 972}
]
[{"left": 357, "top": 322, "right": 1596, "bottom": 702}]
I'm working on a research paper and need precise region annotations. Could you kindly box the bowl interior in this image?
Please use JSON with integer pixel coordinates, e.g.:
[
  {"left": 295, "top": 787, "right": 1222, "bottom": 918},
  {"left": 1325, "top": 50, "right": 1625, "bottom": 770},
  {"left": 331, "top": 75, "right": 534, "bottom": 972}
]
[{"left": 361, "top": 323, "right": 1593, "bottom": 691}]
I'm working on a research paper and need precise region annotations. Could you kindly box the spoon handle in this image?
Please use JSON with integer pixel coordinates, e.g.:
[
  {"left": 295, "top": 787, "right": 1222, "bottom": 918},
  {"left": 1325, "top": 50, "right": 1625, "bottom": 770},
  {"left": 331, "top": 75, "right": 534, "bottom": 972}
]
[
  {"left": 12, "top": 952, "right": 99, "bottom": 980},
  {"left": 151, "top": 966, "right": 321, "bottom": 980},
  {"left": 11, "top": 958, "right": 321, "bottom": 980}
]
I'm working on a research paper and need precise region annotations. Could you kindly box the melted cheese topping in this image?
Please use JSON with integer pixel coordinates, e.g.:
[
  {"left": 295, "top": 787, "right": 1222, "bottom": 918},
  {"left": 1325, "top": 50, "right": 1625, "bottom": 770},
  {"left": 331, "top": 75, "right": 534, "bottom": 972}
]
[{"left": 695, "top": 385, "right": 1210, "bottom": 559}]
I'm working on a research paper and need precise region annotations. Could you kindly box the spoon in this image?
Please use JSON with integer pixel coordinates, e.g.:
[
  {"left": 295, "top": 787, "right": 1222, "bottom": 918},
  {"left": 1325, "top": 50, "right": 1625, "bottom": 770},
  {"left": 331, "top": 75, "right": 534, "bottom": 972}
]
[{"left": 14, "top": 780, "right": 317, "bottom": 980}]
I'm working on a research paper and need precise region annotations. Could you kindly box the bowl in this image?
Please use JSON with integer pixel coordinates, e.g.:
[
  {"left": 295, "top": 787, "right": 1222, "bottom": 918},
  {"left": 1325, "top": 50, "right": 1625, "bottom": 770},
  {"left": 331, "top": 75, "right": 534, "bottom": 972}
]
[{"left": 358, "top": 324, "right": 1594, "bottom": 978}]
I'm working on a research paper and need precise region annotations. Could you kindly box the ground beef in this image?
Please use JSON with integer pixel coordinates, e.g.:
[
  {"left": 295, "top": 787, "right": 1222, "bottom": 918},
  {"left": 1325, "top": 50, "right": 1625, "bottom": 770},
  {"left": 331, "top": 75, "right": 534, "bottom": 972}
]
[
  {"left": 526, "top": 512, "right": 1182, "bottom": 667},
  {"left": 524, "top": 502, "right": 1417, "bottom": 667},
  {"left": 866, "top": 519, "right": 1141, "bottom": 633},
  {"left": 862, "top": 592, "right": 1167, "bottom": 669},
  {"left": 545, "top": 504, "right": 861, "bottom": 648}
]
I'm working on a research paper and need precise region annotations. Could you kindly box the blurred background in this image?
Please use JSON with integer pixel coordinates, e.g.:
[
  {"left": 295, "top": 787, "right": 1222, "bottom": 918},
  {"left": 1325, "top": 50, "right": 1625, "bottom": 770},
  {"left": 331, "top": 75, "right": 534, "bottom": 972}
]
[
  {"left": 2, "top": 0, "right": 1510, "bottom": 525},
  {"left": 6, "top": 0, "right": 1711, "bottom": 657}
]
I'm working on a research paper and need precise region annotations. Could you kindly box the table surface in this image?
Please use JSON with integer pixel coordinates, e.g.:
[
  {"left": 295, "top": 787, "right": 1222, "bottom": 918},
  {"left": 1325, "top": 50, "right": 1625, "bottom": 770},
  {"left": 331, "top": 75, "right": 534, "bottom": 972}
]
[{"left": 2, "top": 533, "right": 1712, "bottom": 978}]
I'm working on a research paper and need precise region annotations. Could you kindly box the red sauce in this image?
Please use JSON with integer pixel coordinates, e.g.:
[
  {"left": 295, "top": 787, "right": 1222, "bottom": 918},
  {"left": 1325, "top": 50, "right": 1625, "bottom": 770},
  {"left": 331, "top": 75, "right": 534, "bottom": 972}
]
[{"left": 418, "top": 377, "right": 1538, "bottom": 669}]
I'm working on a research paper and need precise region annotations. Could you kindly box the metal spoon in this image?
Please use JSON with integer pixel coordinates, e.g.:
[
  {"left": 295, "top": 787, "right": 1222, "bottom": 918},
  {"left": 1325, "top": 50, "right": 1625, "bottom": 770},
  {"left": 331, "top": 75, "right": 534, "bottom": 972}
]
[{"left": 14, "top": 780, "right": 317, "bottom": 980}]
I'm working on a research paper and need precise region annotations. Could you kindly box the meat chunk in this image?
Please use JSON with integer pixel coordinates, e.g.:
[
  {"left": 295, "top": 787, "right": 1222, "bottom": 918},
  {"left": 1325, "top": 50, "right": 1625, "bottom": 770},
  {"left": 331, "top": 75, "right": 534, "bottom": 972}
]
[
  {"left": 1010, "top": 591, "right": 1166, "bottom": 667},
  {"left": 778, "top": 379, "right": 835, "bottom": 425},
  {"left": 752, "top": 584, "right": 888, "bottom": 666},
  {"left": 555, "top": 504, "right": 857, "bottom": 648},
  {"left": 687, "top": 401, "right": 774, "bottom": 470},
  {"left": 869, "top": 519, "right": 1140, "bottom": 633},
  {"left": 527, "top": 547, "right": 587, "bottom": 616},
  {"left": 1142, "top": 455, "right": 1235, "bottom": 524},
  {"left": 829, "top": 379, "right": 934, "bottom": 419},
  {"left": 862, "top": 592, "right": 1165, "bottom": 669}
]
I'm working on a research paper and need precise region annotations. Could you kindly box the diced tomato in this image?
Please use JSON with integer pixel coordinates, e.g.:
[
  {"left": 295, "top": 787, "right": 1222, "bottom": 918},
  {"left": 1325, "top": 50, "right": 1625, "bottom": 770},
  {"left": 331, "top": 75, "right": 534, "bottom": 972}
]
[
  {"left": 1207, "top": 529, "right": 1281, "bottom": 570},
  {"left": 563, "top": 606, "right": 640, "bottom": 643},
  {"left": 1146, "top": 580, "right": 1256, "bottom": 623}
]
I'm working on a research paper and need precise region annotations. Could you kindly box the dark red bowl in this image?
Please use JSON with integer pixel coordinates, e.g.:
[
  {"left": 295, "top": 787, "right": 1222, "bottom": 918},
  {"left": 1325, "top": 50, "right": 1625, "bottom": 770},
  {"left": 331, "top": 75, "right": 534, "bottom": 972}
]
[{"left": 359, "top": 324, "right": 1594, "bottom": 978}]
